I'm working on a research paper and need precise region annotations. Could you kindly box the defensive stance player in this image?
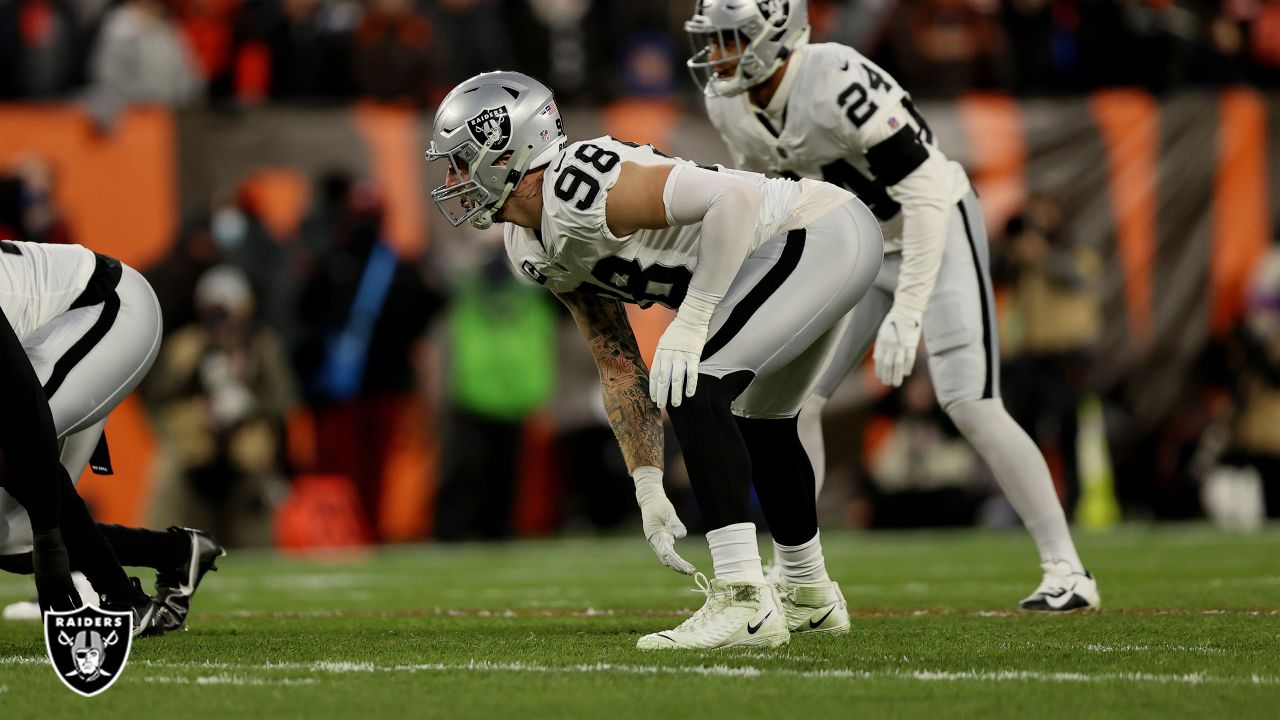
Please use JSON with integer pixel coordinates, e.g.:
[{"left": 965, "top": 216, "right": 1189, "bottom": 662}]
[
  {"left": 0, "top": 240, "right": 222, "bottom": 635},
  {"left": 427, "top": 71, "right": 884, "bottom": 648}
]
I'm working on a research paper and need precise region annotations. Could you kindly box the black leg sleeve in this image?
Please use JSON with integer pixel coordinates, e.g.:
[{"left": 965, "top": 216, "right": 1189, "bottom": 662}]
[
  {"left": 737, "top": 414, "right": 819, "bottom": 546},
  {"left": 0, "top": 307, "right": 78, "bottom": 609},
  {"left": 0, "top": 306, "right": 63, "bottom": 534},
  {"left": 96, "top": 524, "right": 189, "bottom": 570},
  {"left": 665, "top": 371, "right": 756, "bottom": 530},
  {"left": 55, "top": 468, "right": 147, "bottom": 605}
]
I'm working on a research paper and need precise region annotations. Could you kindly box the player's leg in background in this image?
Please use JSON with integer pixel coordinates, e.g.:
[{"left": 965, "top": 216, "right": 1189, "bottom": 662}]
[
  {"left": 925, "top": 190, "right": 1095, "bottom": 608},
  {"left": 797, "top": 283, "right": 895, "bottom": 499}
]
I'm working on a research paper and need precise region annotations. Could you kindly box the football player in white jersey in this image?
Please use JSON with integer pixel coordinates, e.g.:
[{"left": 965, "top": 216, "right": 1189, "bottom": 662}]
[
  {"left": 686, "top": 0, "right": 1099, "bottom": 612},
  {"left": 427, "top": 71, "right": 886, "bottom": 648},
  {"left": 0, "top": 240, "right": 223, "bottom": 635}
]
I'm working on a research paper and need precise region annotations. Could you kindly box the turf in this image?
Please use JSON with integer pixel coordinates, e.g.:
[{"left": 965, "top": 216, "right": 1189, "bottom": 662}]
[{"left": 0, "top": 525, "right": 1278, "bottom": 719}]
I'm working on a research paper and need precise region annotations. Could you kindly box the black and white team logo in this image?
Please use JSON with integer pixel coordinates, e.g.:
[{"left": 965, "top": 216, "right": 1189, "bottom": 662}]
[
  {"left": 466, "top": 106, "right": 512, "bottom": 151},
  {"left": 44, "top": 606, "right": 133, "bottom": 697}
]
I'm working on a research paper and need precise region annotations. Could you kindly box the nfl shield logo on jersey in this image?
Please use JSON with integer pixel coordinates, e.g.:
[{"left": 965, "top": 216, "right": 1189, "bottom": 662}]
[
  {"left": 466, "top": 106, "right": 512, "bottom": 151},
  {"left": 44, "top": 606, "right": 133, "bottom": 697}
]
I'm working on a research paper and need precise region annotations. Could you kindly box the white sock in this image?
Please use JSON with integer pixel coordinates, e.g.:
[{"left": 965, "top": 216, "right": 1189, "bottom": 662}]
[
  {"left": 949, "top": 398, "right": 1085, "bottom": 572},
  {"left": 773, "top": 530, "right": 830, "bottom": 585},
  {"left": 706, "top": 522, "right": 764, "bottom": 583},
  {"left": 798, "top": 394, "right": 828, "bottom": 498}
]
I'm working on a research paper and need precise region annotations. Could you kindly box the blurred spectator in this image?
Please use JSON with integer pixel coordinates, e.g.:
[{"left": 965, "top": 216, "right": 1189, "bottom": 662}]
[
  {"left": 505, "top": 0, "right": 613, "bottom": 103},
  {"left": 171, "top": 0, "right": 240, "bottom": 99},
  {"left": 147, "top": 212, "right": 226, "bottom": 336},
  {"left": 264, "top": 0, "right": 360, "bottom": 101},
  {"left": 0, "top": 175, "right": 22, "bottom": 239},
  {"left": 350, "top": 0, "right": 432, "bottom": 105},
  {"left": 998, "top": 193, "right": 1102, "bottom": 513},
  {"left": 880, "top": 0, "right": 1013, "bottom": 94},
  {"left": 0, "top": 0, "right": 81, "bottom": 99},
  {"left": 210, "top": 188, "right": 298, "bottom": 339},
  {"left": 1202, "top": 248, "right": 1280, "bottom": 524},
  {"left": 552, "top": 315, "right": 634, "bottom": 531},
  {"left": 145, "top": 265, "right": 297, "bottom": 547},
  {"left": 1000, "top": 0, "right": 1080, "bottom": 93},
  {"left": 863, "top": 371, "right": 986, "bottom": 528},
  {"left": 9, "top": 153, "right": 74, "bottom": 244},
  {"left": 296, "top": 181, "right": 440, "bottom": 538},
  {"left": 0, "top": 154, "right": 74, "bottom": 244},
  {"left": 427, "top": 0, "right": 513, "bottom": 90},
  {"left": 87, "top": 0, "right": 204, "bottom": 121},
  {"left": 433, "top": 240, "right": 556, "bottom": 541}
]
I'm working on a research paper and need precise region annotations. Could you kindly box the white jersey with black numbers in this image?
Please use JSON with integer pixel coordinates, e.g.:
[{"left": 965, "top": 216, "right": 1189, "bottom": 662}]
[
  {"left": 504, "top": 136, "right": 850, "bottom": 309},
  {"left": 705, "top": 43, "right": 970, "bottom": 253},
  {"left": 0, "top": 240, "right": 96, "bottom": 342}
]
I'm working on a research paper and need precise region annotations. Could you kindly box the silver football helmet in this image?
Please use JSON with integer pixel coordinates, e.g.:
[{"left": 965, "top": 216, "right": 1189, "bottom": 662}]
[
  {"left": 426, "top": 71, "right": 566, "bottom": 229},
  {"left": 685, "top": 0, "right": 810, "bottom": 97}
]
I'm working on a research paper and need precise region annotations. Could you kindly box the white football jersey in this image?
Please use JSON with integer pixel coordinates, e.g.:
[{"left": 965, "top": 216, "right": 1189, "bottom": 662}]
[
  {"left": 504, "top": 136, "right": 849, "bottom": 308},
  {"left": 705, "top": 43, "right": 970, "bottom": 253},
  {"left": 0, "top": 240, "right": 96, "bottom": 342}
]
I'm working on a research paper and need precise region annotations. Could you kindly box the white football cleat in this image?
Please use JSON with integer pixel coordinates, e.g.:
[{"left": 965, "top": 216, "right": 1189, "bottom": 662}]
[
  {"left": 637, "top": 572, "right": 789, "bottom": 650},
  {"left": 1019, "top": 560, "right": 1101, "bottom": 613},
  {"left": 777, "top": 580, "right": 850, "bottom": 635},
  {"left": 2, "top": 571, "right": 99, "bottom": 620}
]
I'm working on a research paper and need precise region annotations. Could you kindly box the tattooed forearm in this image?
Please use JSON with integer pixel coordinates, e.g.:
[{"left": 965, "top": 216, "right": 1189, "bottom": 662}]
[{"left": 557, "top": 291, "right": 663, "bottom": 472}]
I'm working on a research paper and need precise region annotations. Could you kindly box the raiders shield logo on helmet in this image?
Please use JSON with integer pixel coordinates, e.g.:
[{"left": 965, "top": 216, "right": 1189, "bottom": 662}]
[
  {"left": 466, "top": 106, "right": 512, "bottom": 151},
  {"left": 44, "top": 606, "right": 133, "bottom": 697}
]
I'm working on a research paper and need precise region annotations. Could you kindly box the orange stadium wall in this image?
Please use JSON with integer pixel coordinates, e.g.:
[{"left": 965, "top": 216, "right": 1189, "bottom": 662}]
[{"left": 0, "top": 91, "right": 1275, "bottom": 537}]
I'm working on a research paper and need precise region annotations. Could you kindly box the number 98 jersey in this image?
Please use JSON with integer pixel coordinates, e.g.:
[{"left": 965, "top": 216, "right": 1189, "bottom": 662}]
[{"left": 504, "top": 136, "right": 846, "bottom": 309}]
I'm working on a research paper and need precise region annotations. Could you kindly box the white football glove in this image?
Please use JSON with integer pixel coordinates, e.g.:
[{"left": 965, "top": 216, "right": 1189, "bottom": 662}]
[
  {"left": 873, "top": 305, "right": 923, "bottom": 388},
  {"left": 649, "top": 291, "right": 717, "bottom": 409},
  {"left": 632, "top": 466, "right": 696, "bottom": 575}
]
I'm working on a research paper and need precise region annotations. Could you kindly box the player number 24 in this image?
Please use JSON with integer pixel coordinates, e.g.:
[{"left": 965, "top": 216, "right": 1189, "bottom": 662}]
[{"left": 837, "top": 63, "right": 891, "bottom": 128}]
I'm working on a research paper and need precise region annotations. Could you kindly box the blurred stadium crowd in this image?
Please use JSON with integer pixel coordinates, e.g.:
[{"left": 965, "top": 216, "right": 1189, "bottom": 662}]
[
  {"left": 0, "top": 0, "right": 1278, "bottom": 548},
  {"left": 3, "top": 0, "right": 1280, "bottom": 107}
]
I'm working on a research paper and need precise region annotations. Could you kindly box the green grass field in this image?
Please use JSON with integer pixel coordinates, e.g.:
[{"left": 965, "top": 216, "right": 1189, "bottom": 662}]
[{"left": 0, "top": 525, "right": 1278, "bottom": 719}]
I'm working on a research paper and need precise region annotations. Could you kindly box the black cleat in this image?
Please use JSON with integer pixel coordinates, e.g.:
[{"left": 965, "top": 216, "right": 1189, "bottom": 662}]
[
  {"left": 154, "top": 527, "right": 225, "bottom": 631},
  {"left": 101, "top": 577, "right": 175, "bottom": 638}
]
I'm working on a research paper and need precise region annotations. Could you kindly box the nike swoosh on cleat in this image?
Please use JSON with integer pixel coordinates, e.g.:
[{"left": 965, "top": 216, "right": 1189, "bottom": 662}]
[
  {"left": 840, "top": 61, "right": 850, "bottom": 71},
  {"left": 809, "top": 607, "right": 836, "bottom": 629},
  {"left": 747, "top": 611, "right": 772, "bottom": 634},
  {"left": 1045, "top": 583, "right": 1082, "bottom": 610},
  {"left": 657, "top": 633, "right": 676, "bottom": 642}
]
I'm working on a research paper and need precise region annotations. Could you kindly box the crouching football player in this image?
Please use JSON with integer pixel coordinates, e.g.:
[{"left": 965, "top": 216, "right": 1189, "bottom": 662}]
[
  {"left": 426, "top": 71, "right": 884, "bottom": 648},
  {"left": 0, "top": 240, "right": 223, "bottom": 635}
]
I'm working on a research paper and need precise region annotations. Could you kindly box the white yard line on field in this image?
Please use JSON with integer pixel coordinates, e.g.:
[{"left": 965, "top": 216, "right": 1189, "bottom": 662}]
[
  {"left": 1083, "top": 644, "right": 1226, "bottom": 655},
  {"left": 144, "top": 675, "right": 320, "bottom": 687},
  {"left": 198, "top": 606, "right": 1280, "bottom": 622},
  {"left": 1, "top": 656, "right": 1276, "bottom": 688}
]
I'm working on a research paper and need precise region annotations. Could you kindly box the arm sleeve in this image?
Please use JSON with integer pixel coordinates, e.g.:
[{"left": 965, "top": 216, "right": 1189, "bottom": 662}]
[
  {"left": 661, "top": 164, "right": 762, "bottom": 303},
  {"left": 883, "top": 153, "right": 951, "bottom": 315}
]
